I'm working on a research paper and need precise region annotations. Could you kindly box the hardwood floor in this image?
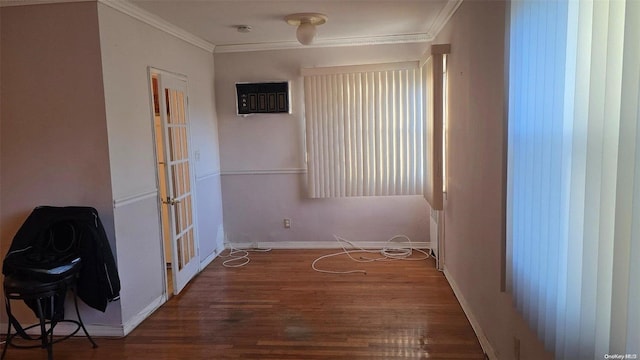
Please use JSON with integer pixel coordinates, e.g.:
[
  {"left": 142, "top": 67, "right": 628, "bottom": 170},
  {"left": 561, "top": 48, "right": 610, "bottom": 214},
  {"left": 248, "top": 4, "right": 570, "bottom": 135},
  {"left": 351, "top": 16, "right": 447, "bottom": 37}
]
[{"left": 4, "top": 250, "right": 485, "bottom": 359}]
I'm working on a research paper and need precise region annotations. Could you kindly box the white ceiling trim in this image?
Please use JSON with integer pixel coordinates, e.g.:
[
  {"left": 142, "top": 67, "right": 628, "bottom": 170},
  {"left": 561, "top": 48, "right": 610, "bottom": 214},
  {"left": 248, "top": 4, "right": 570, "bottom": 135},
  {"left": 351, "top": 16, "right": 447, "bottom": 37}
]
[
  {"left": 0, "top": 0, "right": 86, "bottom": 6},
  {"left": 1, "top": 0, "right": 216, "bottom": 53},
  {"left": 96, "top": 0, "right": 215, "bottom": 53},
  {"left": 3, "top": 0, "right": 463, "bottom": 55},
  {"left": 215, "top": 33, "right": 431, "bottom": 54},
  {"left": 427, "top": 0, "right": 464, "bottom": 39}
]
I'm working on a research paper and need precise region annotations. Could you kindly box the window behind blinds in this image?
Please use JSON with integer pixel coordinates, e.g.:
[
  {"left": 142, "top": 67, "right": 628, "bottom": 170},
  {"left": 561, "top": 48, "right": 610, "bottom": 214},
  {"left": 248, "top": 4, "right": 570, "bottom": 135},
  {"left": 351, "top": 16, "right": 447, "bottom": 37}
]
[
  {"left": 507, "top": 0, "right": 640, "bottom": 357},
  {"left": 303, "top": 62, "right": 424, "bottom": 198}
]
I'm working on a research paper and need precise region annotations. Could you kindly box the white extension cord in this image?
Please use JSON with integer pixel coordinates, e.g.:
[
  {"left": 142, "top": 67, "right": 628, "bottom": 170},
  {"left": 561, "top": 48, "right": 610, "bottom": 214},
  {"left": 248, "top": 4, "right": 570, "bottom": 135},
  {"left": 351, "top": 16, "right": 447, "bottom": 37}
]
[
  {"left": 219, "top": 245, "right": 272, "bottom": 268},
  {"left": 311, "top": 234, "right": 430, "bottom": 274}
]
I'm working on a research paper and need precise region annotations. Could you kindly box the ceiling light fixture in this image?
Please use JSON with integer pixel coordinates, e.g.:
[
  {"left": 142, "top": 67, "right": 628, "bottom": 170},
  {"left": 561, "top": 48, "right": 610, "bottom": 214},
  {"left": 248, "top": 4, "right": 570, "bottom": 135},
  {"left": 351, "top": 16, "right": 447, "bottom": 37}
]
[
  {"left": 235, "top": 25, "right": 253, "bottom": 33},
  {"left": 284, "top": 13, "right": 328, "bottom": 45}
]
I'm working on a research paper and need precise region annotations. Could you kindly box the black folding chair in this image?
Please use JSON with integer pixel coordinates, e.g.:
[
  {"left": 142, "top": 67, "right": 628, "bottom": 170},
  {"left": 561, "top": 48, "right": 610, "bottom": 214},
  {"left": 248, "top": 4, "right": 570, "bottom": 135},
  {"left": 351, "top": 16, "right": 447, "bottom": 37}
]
[{"left": 2, "top": 207, "right": 99, "bottom": 359}]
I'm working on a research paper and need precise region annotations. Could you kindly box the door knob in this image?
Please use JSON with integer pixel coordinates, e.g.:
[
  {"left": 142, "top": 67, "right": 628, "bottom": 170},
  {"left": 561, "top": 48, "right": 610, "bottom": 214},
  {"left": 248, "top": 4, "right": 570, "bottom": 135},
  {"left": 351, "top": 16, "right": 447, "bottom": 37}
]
[{"left": 162, "top": 197, "right": 180, "bottom": 206}]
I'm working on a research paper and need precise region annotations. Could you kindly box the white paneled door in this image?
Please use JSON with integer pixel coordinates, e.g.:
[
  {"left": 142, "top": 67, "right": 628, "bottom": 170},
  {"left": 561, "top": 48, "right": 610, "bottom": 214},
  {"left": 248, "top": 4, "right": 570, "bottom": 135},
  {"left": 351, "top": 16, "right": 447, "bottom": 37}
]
[{"left": 154, "top": 70, "right": 199, "bottom": 295}]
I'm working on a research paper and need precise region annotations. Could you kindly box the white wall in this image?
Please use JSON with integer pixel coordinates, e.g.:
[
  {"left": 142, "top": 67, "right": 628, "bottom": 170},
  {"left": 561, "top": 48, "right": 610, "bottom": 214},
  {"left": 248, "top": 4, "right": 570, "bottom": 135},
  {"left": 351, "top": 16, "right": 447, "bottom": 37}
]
[
  {"left": 215, "top": 44, "right": 430, "bottom": 246},
  {"left": 97, "top": 3, "right": 223, "bottom": 328},
  {"left": 0, "top": 2, "right": 121, "bottom": 327},
  {"left": 434, "top": 1, "right": 551, "bottom": 359}
]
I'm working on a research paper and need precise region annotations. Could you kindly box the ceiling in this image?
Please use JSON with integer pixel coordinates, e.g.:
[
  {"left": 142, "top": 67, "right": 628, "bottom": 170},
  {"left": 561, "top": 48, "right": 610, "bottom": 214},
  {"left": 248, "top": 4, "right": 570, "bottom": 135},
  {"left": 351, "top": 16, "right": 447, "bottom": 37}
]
[
  {"left": 127, "top": 0, "right": 461, "bottom": 52},
  {"left": 0, "top": 0, "right": 461, "bottom": 52}
]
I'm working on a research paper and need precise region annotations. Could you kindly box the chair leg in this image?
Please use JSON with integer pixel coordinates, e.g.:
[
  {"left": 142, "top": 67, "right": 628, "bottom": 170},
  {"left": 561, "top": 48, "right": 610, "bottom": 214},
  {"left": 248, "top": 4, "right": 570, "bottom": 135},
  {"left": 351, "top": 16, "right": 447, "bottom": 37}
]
[
  {"left": 71, "top": 288, "right": 97, "bottom": 348},
  {"left": 49, "top": 295, "right": 56, "bottom": 359},
  {"left": 35, "top": 298, "right": 52, "bottom": 360},
  {"left": 1, "top": 297, "right": 13, "bottom": 360}
]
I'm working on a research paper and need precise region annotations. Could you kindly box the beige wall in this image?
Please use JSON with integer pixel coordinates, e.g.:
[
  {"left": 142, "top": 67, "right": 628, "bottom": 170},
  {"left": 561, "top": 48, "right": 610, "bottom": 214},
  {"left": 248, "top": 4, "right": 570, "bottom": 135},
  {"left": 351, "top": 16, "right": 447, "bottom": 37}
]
[
  {"left": 0, "top": 0, "right": 225, "bottom": 333},
  {"left": 434, "top": 1, "right": 551, "bottom": 359},
  {"left": 97, "top": 2, "right": 224, "bottom": 326},
  {"left": 215, "top": 44, "right": 431, "bottom": 246},
  {"left": 0, "top": 2, "right": 120, "bottom": 324}
]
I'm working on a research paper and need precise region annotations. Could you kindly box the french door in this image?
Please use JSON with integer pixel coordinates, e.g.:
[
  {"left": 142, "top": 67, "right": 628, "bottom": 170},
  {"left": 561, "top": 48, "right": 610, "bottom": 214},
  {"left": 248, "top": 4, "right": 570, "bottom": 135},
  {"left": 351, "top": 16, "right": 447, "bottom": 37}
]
[{"left": 154, "top": 70, "right": 199, "bottom": 295}]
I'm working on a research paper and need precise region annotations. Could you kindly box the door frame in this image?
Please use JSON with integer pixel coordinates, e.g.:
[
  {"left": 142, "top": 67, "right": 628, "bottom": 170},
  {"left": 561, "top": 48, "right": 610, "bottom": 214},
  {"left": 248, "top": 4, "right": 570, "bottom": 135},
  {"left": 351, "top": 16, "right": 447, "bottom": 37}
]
[{"left": 147, "top": 66, "right": 201, "bottom": 297}]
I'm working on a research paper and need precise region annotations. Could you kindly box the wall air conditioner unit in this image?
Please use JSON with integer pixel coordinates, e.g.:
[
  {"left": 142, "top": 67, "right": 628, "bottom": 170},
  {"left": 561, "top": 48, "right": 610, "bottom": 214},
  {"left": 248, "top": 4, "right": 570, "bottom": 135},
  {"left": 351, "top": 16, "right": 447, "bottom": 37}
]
[{"left": 235, "top": 81, "right": 291, "bottom": 115}]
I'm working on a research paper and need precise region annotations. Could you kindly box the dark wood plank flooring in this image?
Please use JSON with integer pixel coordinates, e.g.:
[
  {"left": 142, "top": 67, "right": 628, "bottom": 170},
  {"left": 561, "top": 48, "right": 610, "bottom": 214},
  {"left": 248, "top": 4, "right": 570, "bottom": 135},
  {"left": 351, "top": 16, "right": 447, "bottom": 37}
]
[{"left": 4, "top": 250, "right": 485, "bottom": 359}]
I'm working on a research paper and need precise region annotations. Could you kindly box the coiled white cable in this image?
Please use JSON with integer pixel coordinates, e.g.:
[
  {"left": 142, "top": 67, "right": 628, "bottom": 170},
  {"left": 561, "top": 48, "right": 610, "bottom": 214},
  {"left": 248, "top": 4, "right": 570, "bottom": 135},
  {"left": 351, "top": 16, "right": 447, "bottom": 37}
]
[
  {"left": 219, "top": 244, "right": 272, "bottom": 268},
  {"left": 311, "top": 234, "right": 430, "bottom": 274}
]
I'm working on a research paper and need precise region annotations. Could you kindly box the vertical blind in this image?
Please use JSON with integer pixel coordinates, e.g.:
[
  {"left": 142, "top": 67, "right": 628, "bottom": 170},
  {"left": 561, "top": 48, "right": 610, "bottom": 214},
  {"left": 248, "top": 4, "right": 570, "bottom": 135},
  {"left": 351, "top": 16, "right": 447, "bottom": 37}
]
[
  {"left": 507, "top": 0, "right": 639, "bottom": 358},
  {"left": 303, "top": 63, "right": 424, "bottom": 198}
]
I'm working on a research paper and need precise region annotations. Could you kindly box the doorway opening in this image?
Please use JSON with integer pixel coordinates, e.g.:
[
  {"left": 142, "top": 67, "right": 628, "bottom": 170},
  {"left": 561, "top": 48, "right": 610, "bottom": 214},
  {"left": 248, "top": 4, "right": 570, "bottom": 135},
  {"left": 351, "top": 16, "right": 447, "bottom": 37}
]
[
  {"left": 149, "top": 69, "right": 200, "bottom": 299},
  {"left": 151, "top": 74, "right": 174, "bottom": 297}
]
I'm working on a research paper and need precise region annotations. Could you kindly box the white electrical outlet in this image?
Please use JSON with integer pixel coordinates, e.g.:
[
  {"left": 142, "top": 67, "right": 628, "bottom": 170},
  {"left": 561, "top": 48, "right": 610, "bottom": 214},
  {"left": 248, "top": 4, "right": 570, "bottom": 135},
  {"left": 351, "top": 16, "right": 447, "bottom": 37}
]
[{"left": 283, "top": 218, "right": 291, "bottom": 229}]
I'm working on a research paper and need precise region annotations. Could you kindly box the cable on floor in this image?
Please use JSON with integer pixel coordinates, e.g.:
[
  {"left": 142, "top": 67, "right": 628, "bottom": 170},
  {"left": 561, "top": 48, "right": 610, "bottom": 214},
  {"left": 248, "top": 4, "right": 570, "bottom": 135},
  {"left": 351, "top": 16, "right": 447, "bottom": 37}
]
[
  {"left": 219, "top": 244, "right": 272, "bottom": 268},
  {"left": 311, "top": 234, "right": 430, "bottom": 274}
]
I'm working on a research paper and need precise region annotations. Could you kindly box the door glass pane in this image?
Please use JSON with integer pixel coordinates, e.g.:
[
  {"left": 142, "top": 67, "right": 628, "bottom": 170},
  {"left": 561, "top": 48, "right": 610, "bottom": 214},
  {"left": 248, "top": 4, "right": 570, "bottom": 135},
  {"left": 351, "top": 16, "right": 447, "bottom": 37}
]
[
  {"left": 175, "top": 127, "right": 181, "bottom": 160},
  {"left": 180, "top": 200, "right": 187, "bottom": 234},
  {"left": 175, "top": 163, "right": 182, "bottom": 197},
  {"left": 181, "top": 127, "right": 189, "bottom": 159},
  {"left": 171, "top": 164, "right": 179, "bottom": 198},
  {"left": 165, "top": 90, "right": 172, "bottom": 123},
  {"left": 175, "top": 127, "right": 182, "bottom": 160},
  {"left": 167, "top": 127, "right": 175, "bottom": 162},
  {"left": 182, "top": 162, "right": 188, "bottom": 196},
  {"left": 186, "top": 196, "right": 193, "bottom": 226},
  {"left": 173, "top": 199, "right": 181, "bottom": 235},
  {"left": 187, "top": 228, "right": 195, "bottom": 262},
  {"left": 183, "top": 236, "right": 188, "bottom": 269},
  {"left": 176, "top": 235, "right": 183, "bottom": 270},
  {"left": 176, "top": 92, "right": 184, "bottom": 124},
  {"left": 180, "top": 162, "right": 186, "bottom": 196},
  {"left": 184, "top": 163, "right": 191, "bottom": 193}
]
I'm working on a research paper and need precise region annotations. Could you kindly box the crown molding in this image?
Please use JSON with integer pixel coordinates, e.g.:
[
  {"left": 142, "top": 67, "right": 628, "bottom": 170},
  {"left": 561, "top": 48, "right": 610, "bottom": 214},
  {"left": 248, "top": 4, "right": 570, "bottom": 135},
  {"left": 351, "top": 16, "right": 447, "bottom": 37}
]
[
  {"left": 427, "top": 0, "right": 463, "bottom": 39},
  {"left": 3, "top": 0, "right": 460, "bottom": 55},
  {"left": 216, "top": 0, "right": 463, "bottom": 54},
  {"left": 97, "top": 0, "right": 214, "bottom": 53},
  {"left": 0, "top": 0, "right": 87, "bottom": 6},
  {"left": 1, "top": 0, "right": 215, "bottom": 53},
  {"left": 215, "top": 33, "right": 431, "bottom": 54}
]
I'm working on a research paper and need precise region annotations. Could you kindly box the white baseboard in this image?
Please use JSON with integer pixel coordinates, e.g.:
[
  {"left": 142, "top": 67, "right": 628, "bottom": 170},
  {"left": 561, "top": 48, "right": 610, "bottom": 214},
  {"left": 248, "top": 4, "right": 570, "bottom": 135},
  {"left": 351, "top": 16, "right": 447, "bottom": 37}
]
[
  {"left": 121, "top": 294, "right": 166, "bottom": 336},
  {"left": 226, "top": 241, "right": 431, "bottom": 250},
  {"left": 0, "top": 321, "right": 125, "bottom": 338},
  {"left": 200, "top": 245, "right": 223, "bottom": 269},
  {"left": 443, "top": 267, "right": 497, "bottom": 360},
  {"left": 2, "top": 291, "right": 169, "bottom": 339}
]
